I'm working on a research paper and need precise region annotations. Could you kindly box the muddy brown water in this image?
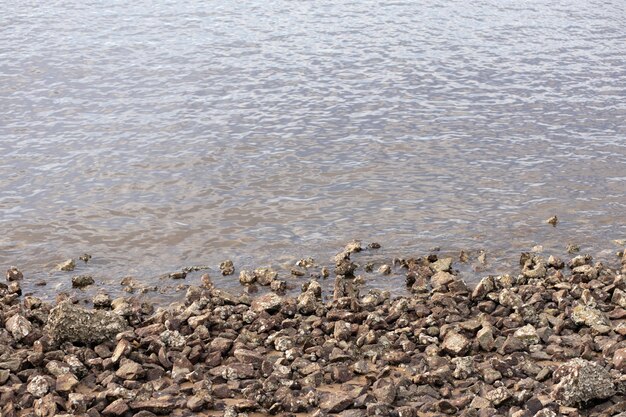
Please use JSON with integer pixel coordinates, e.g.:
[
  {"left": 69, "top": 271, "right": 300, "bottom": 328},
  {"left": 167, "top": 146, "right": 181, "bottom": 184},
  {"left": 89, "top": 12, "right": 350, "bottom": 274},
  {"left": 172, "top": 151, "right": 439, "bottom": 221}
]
[{"left": 1, "top": 0, "right": 626, "bottom": 302}]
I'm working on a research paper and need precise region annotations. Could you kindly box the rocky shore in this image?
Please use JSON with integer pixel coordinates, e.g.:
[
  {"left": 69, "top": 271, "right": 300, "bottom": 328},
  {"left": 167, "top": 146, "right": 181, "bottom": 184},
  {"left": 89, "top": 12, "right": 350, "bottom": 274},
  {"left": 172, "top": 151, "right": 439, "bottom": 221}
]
[{"left": 2, "top": 242, "right": 626, "bottom": 417}]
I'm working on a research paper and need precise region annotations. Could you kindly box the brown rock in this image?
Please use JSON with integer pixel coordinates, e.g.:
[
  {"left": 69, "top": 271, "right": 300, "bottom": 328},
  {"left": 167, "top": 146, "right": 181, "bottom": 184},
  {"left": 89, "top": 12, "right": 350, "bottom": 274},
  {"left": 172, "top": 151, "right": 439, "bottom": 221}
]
[
  {"left": 6, "top": 266, "right": 23, "bottom": 281},
  {"left": 115, "top": 359, "right": 144, "bottom": 380},
  {"left": 319, "top": 391, "right": 354, "bottom": 413},
  {"left": 442, "top": 331, "right": 470, "bottom": 356},
  {"left": 102, "top": 399, "right": 129, "bottom": 416}
]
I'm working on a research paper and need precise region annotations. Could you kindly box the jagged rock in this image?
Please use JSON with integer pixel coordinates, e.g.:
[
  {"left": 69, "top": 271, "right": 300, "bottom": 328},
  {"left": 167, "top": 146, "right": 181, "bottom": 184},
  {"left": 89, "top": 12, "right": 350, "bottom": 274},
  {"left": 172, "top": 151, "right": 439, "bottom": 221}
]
[
  {"left": 27, "top": 375, "right": 50, "bottom": 398},
  {"left": 45, "top": 301, "right": 128, "bottom": 344},
  {"left": 219, "top": 260, "right": 235, "bottom": 275},
  {"left": 115, "top": 359, "right": 144, "bottom": 380},
  {"left": 442, "top": 331, "right": 470, "bottom": 356},
  {"left": 251, "top": 293, "right": 283, "bottom": 313},
  {"left": 571, "top": 304, "right": 612, "bottom": 334},
  {"left": 6, "top": 266, "right": 23, "bottom": 281},
  {"left": 72, "top": 275, "right": 94, "bottom": 288},
  {"left": 551, "top": 358, "right": 615, "bottom": 406},
  {"left": 472, "top": 276, "right": 494, "bottom": 300},
  {"left": 254, "top": 267, "right": 277, "bottom": 285},
  {"left": 319, "top": 391, "right": 354, "bottom": 413},
  {"left": 297, "top": 290, "right": 318, "bottom": 315},
  {"left": 57, "top": 259, "right": 76, "bottom": 271},
  {"left": 6, "top": 314, "right": 32, "bottom": 341},
  {"left": 514, "top": 324, "right": 540, "bottom": 345},
  {"left": 239, "top": 270, "right": 256, "bottom": 285}
]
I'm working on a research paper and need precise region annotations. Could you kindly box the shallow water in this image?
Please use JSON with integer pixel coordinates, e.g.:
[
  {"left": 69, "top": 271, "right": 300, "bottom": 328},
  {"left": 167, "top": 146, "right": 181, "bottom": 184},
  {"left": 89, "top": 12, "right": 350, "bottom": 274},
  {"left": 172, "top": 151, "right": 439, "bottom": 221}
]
[{"left": 1, "top": 0, "right": 626, "bottom": 300}]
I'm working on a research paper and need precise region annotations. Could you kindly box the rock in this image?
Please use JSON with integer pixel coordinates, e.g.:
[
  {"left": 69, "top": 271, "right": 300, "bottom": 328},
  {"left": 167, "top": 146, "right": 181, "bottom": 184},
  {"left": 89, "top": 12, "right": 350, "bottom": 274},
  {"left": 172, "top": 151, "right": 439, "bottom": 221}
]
[
  {"left": 254, "top": 267, "right": 277, "bottom": 285},
  {"left": 514, "top": 324, "right": 540, "bottom": 345},
  {"left": 568, "top": 254, "right": 591, "bottom": 268},
  {"left": 115, "top": 359, "right": 144, "bottom": 380},
  {"left": 442, "top": 331, "right": 470, "bottom": 356},
  {"left": 614, "top": 348, "right": 626, "bottom": 372},
  {"left": 168, "top": 271, "right": 186, "bottom": 279},
  {"left": 129, "top": 398, "right": 176, "bottom": 414},
  {"left": 72, "top": 275, "right": 94, "bottom": 288},
  {"left": 239, "top": 270, "right": 256, "bottom": 285},
  {"left": 452, "top": 357, "right": 474, "bottom": 379},
  {"left": 431, "top": 257, "right": 452, "bottom": 272},
  {"left": 93, "top": 293, "right": 112, "bottom": 308},
  {"left": 57, "top": 259, "right": 76, "bottom": 271},
  {"left": 103, "top": 399, "right": 129, "bottom": 416},
  {"left": 319, "top": 391, "right": 354, "bottom": 413},
  {"left": 378, "top": 264, "right": 391, "bottom": 275},
  {"left": 79, "top": 253, "right": 92, "bottom": 262},
  {"left": 45, "top": 301, "right": 128, "bottom": 344},
  {"left": 546, "top": 216, "right": 558, "bottom": 226},
  {"left": 522, "top": 257, "right": 547, "bottom": 279},
  {"left": 335, "top": 258, "right": 357, "bottom": 276},
  {"left": 552, "top": 358, "right": 615, "bottom": 406},
  {"left": 6, "top": 314, "right": 32, "bottom": 341},
  {"left": 27, "top": 375, "right": 50, "bottom": 398},
  {"left": 56, "top": 373, "right": 79, "bottom": 392},
  {"left": 251, "top": 293, "right": 283, "bottom": 313},
  {"left": 431, "top": 271, "right": 455, "bottom": 288},
  {"left": 477, "top": 326, "right": 495, "bottom": 351},
  {"left": 571, "top": 304, "right": 612, "bottom": 334},
  {"left": 219, "top": 260, "right": 235, "bottom": 276},
  {"left": 472, "top": 276, "right": 494, "bottom": 300},
  {"left": 572, "top": 264, "right": 598, "bottom": 281},
  {"left": 485, "top": 387, "right": 511, "bottom": 406},
  {"left": 499, "top": 289, "right": 523, "bottom": 309},
  {"left": 6, "top": 266, "right": 23, "bottom": 281},
  {"left": 297, "top": 290, "right": 318, "bottom": 315}
]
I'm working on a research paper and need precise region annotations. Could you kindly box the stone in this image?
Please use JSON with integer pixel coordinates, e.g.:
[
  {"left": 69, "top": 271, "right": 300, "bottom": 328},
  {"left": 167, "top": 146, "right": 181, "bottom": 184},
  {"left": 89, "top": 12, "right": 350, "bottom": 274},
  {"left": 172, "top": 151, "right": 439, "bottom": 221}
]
[
  {"left": 297, "top": 290, "right": 318, "bottom": 315},
  {"left": 442, "top": 331, "right": 470, "bottom": 356},
  {"left": 102, "top": 399, "right": 129, "bottom": 416},
  {"left": 55, "top": 373, "right": 79, "bottom": 392},
  {"left": 485, "top": 387, "right": 511, "bottom": 406},
  {"left": 551, "top": 358, "right": 615, "bottom": 406},
  {"left": 219, "top": 260, "right": 235, "bottom": 275},
  {"left": 477, "top": 326, "right": 495, "bottom": 351},
  {"left": 546, "top": 215, "right": 558, "bottom": 226},
  {"left": 129, "top": 398, "right": 176, "bottom": 414},
  {"left": 431, "top": 257, "right": 452, "bottom": 272},
  {"left": 251, "top": 293, "right": 282, "bottom": 313},
  {"left": 239, "top": 270, "right": 256, "bottom": 285},
  {"left": 431, "top": 271, "right": 455, "bottom": 288},
  {"left": 319, "top": 391, "right": 354, "bottom": 413},
  {"left": 72, "top": 275, "right": 94, "bottom": 288},
  {"left": 254, "top": 267, "right": 277, "bottom": 285},
  {"left": 57, "top": 259, "right": 76, "bottom": 271},
  {"left": 571, "top": 304, "right": 612, "bottom": 334},
  {"left": 27, "top": 375, "right": 50, "bottom": 398},
  {"left": 472, "top": 276, "right": 494, "bottom": 300},
  {"left": 615, "top": 348, "right": 626, "bottom": 372},
  {"left": 6, "top": 314, "right": 32, "bottom": 341},
  {"left": 45, "top": 301, "right": 128, "bottom": 344},
  {"left": 499, "top": 289, "right": 523, "bottom": 309},
  {"left": 115, "top": 359, "right": 144, "bottom": 380},
  {"left": 6, "top": 266, "right": 23, "bottom": 281},
  {"left": 514, "top": 324, "right": 540, "bottom": 345}
]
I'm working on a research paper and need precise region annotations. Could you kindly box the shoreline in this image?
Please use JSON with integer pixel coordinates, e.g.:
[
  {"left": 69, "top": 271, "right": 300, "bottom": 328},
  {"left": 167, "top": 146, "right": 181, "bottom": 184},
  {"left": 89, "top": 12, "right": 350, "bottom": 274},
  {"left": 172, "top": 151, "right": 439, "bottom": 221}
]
[{"left": 2, "top": 244, "right": 626, "bottom": 417}]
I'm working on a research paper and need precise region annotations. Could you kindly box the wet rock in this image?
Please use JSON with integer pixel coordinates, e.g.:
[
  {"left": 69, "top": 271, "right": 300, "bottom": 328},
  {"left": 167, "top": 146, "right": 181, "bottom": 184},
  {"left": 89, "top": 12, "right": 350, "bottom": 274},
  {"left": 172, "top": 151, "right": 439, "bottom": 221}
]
[
  {"left": 335, "top": 258, "right": 357, "bottom": 277},
  {"left": 72, "top": 275, "right": 94, "bottom": 288},
  {"left": 571, "top": 304, "right": 612, "bottom": 334},
  {"left": 219, "top": 260, "right": 235, "bottom": 276},
  {"left": 6, "top": 266, "right": 23, "bottom": 281},
  {"left": 57, "top": 259, "right": 76, "bottom": 271},
  {"left": 442, "top": 331, "right": 470, "bottom": 356},
  {"left": 45, "top": 301, "right": 129, "bottom": 344},
  {"left": 254, "top": 267, "right": 277, "bottom": 285},
  {"left": 431, "top": 257, "right": 452, "bottom": 272},
  {"left": 6, "top": 314, "right": 32, "bottom": 341},
  {"left": 378, "top": 264, "right": 391, "bottom": 275},
  {"left": 93, "top": 293, "right": 112, "bottom": 309},
  {"left": 79, "top": 253, "right": 92, "bottom": 262},
  {"left": 368, "top": 242, "right": 381, "bottom": 249},
  {"left": 472, "top": 276, "right": 494, "bottom": 300},
  {"left": 552, "top": 358, "right": 615, "bottom": 406},
  {"left": 239, "top": 270, "right": 256, "bottom": 285},
  {"left": 546, "top": 216, "right": 558, "bottom": 226},
  {"left": 168, "top": 271, "right": 186, "bottom": 279}
]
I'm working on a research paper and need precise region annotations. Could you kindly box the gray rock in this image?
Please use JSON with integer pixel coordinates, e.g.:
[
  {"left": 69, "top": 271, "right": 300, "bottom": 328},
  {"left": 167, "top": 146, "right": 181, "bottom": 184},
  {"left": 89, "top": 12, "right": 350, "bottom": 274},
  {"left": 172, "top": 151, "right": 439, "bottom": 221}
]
[
  {"left": 551, "top": 358, "right": 615, "bottom": 406},
  {"left": 45, "top": 301, "right": 128, "bottom": 344},
  {"left": 27, "top": 375, "right": 50, "bottom": 398},
  {"left": 57, "top": 259, "right": 76, "bottom": 271},
  {"left": 571, "top": 304, "right": 612, "bottom": 334},
  {"left": 442, "top": 331, "right": 470, "bottom": 356},
  {"left": 5, "top": 314, "right": 32, "bottom": 341},
  {"left": 72, "top": 275, "right": 94, "bottom": 288}
]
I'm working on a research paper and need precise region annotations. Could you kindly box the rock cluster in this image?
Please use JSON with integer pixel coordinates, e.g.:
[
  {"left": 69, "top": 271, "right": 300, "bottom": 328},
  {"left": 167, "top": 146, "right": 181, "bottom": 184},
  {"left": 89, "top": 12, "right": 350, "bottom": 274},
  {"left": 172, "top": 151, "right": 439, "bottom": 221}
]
[{"left": 1, "top": 248, "right": 626, "bottom": 417}]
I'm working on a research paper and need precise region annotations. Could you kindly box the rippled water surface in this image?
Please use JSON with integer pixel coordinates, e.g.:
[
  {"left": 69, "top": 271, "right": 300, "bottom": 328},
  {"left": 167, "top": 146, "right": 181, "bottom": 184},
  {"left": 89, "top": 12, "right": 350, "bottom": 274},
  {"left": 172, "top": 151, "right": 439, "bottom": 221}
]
[{"left": 2, "top": 0, "right": 626, "bottom": 300}]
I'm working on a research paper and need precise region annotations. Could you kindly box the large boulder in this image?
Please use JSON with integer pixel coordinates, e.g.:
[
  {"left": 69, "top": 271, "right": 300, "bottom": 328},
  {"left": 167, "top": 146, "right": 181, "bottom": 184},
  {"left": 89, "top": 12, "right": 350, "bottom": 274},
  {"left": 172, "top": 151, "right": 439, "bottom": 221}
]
[{"left": 45, "top": 301, "right": 128, "bottom": 344}]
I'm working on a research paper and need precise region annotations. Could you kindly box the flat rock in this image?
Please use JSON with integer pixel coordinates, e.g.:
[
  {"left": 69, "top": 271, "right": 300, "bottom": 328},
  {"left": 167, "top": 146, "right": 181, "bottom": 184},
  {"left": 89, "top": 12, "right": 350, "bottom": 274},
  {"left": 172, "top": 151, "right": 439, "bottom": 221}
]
[{"left": 45, "top": 301, "right": 128, "bottom": 344}]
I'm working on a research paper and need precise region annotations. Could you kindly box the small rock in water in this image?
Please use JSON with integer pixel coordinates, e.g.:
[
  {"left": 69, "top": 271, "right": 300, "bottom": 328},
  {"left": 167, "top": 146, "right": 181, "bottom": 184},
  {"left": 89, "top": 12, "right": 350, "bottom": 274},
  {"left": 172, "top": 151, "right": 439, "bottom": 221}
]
[
  {"left": 239, "top": 270, "right": 256, "bottom": 285},
  {"left": 254, "top": 267, "right": 277, "bottom": 285},
  {"left": 57, "top": 259, "right": 76, "bottom": 271},
  {"left": 79, "top": 253, "right": 92, "bottom": 262},
  {"left": 296, "top": 257, "right": 315, "bottom": 268},
  {"left": 6, "top": 266, "right": 23, "bottom": 281},
  {"left": 378, "top": 264, "right": 391, "bottom": 275},
  {"left": 344, "top": 239, "right": 362, "bottom": 254},
  {"left": 71, "top": 275, "right": 94, "bottom": 288},
  {"left": 546, "top": 215, "right": 558, "bottom": 226},
  {"left": 566, "top": 243, "right": 580, "bottom": 254},
  {"left": 219, "top": 260, "right": 235, "bottom": 275},
  {"left": 169, "top": 271, "right": 187, "bottom": 279},
  {"left": 368, "top": 242, "right": 381, "bottom": 249},
  {"left": 459, "top": 250, "right": 469, "bottom": 263}
]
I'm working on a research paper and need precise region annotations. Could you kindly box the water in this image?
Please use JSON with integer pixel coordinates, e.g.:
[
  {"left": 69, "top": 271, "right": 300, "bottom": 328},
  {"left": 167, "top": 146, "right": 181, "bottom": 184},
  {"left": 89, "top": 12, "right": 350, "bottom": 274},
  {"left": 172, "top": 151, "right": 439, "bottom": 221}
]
[{"left": 2, "top": 0, "right": 626, "bottom": 301}]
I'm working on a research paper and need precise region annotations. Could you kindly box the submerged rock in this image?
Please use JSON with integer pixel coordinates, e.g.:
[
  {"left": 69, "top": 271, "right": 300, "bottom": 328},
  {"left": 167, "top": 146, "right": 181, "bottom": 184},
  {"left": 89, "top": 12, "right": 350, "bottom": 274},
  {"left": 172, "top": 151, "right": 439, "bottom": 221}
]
[
  {"left": 45, "top": 301, "right": 128, "bottom": 344},
  {"left": 57, "top": 259, "right": 76, "bottom": 271},
  {"left": 219, "top": 260, "right": 235, "bottom": 276},
  {"left": 6, "top": 266, "right": 23, "bottom": 281},
  {"left": 71, "top": 275, "right": 94, "bottom": 288}
]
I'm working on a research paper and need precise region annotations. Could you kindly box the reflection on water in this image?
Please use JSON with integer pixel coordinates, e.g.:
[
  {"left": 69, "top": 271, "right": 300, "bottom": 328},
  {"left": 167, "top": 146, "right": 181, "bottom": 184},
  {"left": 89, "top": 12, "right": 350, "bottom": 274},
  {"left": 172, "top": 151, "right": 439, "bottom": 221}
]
[{"left": 1, "top": 0, "right": 626, "bottom": 300}]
